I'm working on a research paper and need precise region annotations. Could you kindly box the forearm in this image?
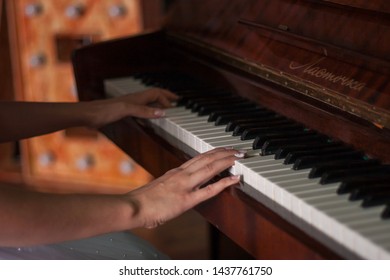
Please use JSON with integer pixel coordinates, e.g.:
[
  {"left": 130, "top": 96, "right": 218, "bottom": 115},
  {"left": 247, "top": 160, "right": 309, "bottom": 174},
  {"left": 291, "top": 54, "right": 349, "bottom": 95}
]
[
  {"left": 0, "top": 101, "right": 105, "bottom": 143},
  {"left": 0, "top": 89, "right": 177, "bottom": 143},
  {"left": 0, "top": 186, "right": 138, "bottom": 247}
]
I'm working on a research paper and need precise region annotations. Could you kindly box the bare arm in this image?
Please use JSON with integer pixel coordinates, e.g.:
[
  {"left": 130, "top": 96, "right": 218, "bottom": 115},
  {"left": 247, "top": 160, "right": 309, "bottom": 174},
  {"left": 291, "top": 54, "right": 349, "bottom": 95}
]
[
  {"left": 0, "top": 148, "right": 242, "bottom": 247},
  {"left": 0, "top": 88, "right": 178, "bottom": 143},
  {"left": 0, "top": 186, "right": 133, "bottom": 246}
]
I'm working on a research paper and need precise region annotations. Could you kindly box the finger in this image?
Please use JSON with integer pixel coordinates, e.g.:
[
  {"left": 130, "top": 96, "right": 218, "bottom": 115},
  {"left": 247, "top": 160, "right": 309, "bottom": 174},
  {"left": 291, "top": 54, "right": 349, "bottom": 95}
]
[
  {"left": 160, "top": 89, "right": 179, "bottom": 100},
  {"left": 179, "top": 148, "right": 225, "bottom": 169},
  {"left": 154, "top": 89, "right": 179, "bottom": 108},
  {"left": 191, "top": 175, "right": 240, "bottom": 204},
  {"left": 120, "top": 88, "right": 178, "bottom": 105},
  {"left": 187, "top": 154, "right": 242, "bottom": 187},
  {"left": 128, "top": 104, "right": 166, "bottom": 119},
  {"left": 142, "top": 88, "right": 178, "bottom": 104},
  {"left": 182, "top": 148, "right": 244, "bottom": 173},
  {"left": 179, "top": 147, "right": 234, "bottom": 169}
]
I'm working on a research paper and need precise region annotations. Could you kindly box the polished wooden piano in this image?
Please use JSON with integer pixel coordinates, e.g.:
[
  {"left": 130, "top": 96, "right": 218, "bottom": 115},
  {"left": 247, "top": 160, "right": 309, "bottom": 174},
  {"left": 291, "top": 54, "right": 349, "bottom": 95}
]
[{"left": 72, "top": 0, "right": 390, "bottom": 259}]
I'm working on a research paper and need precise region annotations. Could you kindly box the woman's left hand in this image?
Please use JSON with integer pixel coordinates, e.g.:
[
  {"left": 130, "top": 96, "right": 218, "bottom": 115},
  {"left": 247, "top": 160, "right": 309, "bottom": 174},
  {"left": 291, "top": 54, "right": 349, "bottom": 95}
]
[{"left": 86, "top": 88, "right": 179, "bottom": 128}]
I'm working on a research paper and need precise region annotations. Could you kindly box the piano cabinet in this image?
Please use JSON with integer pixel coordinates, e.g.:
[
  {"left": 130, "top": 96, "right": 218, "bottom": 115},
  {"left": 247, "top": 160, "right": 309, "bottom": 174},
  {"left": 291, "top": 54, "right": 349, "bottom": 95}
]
[
  {"left": 73, "top": 0, "right": 390, "bottom": 259},
  {"left": 72, "top": 34, "right": 340, "bottom": 259}
]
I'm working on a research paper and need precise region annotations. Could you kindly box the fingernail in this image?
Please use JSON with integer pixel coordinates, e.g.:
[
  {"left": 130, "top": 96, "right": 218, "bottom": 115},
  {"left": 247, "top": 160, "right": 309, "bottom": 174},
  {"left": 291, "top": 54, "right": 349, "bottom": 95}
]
[
  {"left": 154, "top": 109, "right": 165, "bottom": 117},
  {"left": 234, "top": 152, "right": 245, "bottom": 158},
  {"left": 231, "top": 175, "right": 241, "bottom": 180},
  {"left": 224, "top": 146, "right": 234, "bottom": 150},
  {"left": 238, "top": 149, "right": 247, "bottom": 154}
]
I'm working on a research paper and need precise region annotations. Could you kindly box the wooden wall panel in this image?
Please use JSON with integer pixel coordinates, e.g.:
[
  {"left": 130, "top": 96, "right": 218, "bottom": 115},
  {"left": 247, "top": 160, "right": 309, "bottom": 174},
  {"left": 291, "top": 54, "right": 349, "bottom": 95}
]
[
  {"left": 0, "top": 0, "right": 22, "bottom": 183},
  {"left": 3, "top": 0, "right": 163, "bottom": 193}
]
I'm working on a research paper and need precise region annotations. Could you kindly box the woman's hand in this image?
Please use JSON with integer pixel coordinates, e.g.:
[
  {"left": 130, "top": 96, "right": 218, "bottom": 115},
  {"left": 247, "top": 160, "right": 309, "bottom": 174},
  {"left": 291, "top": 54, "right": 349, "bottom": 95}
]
[
  {"left": 124, "top": 148, "right": 244, "bottom": 229},
  {"left": 0, "top": 88, "right": 178, "bottom": 142},
  {"left": 110, "top": 87, "right": 179, "bottom": 118},
  {"left": 86, "top": 88, "right": 179, "bottom": 128}
]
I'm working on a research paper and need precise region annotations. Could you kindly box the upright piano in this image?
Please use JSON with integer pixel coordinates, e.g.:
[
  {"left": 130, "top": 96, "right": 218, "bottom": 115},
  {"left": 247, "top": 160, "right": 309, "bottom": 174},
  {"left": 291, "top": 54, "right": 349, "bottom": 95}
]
[{"left": 72, "top": 0, "right": 390, "bottom": 259}]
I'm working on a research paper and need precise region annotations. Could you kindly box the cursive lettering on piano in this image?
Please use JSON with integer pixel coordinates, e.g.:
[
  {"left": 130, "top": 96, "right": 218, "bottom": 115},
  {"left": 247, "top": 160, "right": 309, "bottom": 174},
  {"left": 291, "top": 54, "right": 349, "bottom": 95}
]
[{"left": 289, "top": 57, "right": 366, "bottom": 91}]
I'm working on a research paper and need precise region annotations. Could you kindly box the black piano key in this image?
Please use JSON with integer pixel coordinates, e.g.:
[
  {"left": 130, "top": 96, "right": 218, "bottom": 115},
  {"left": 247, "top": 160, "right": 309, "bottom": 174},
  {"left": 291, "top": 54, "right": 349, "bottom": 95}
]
[
  {"left": 139, "top": 77, "right": 199, "bottom": 91},
  {"left": 349, "top": 184, "right": 390, "bottom": 201},
  {"left": 381, "top": 205, "right": 390, "bottom": 219},
  {"left": 337, "top": 175, "right": 390, "bottom": 194},
  {"left": 216, "top": 111, "right": 276, "bottom": 126},
  {"left": 258, "top": 134, "right": 329, "bottom": 155},
  {"left": 362, "top": 193, "right": 390, "bottom": 208},
  {"left": 210, "top": 104, "right": 260, "bottom": 115},
  {"left": 309, "top": 158, "right": 381, "bottom": 178},
  {"left": 181, "top": 88, "right": 230, "bottom": 98},
  {"left": 233, "top": 118, "right": 296, "bottom": 137},
  {"left": 176, "top": 88, "right": 219, "bottom": 97},
  {"left": 275, "top": 141, "right": 343, "bottom": 159},
  {"left": 179, "top": 96, "right": 201, "bottom": 107},
  {"left": 250, "top": 131, "right": 318, "bottom": 150},
  {"left": 139, "top": 72, "right": 211, "bottom": 91},
  {"left": 225, "top": 113, "right": 282, "bottom": 131},
  {"left": 214, "top": 109, "right": 268, "bottom": 125},
  {"left": 177, "top": 91, "right": 231, "bottom": 106},
  {"left": 191, "top": 97, "right": 245, "bottom": 111},
  {"left": 254, "top": 131, "right": 326, "bottom": 151},
  {"left": 234, "top": 119, "right": 294, "bottom": 136},
  {"left": 241, "top": 124, "right": 304, "bottom": 140},
  {"left": 320, "top": 164, "right": 390, "bottom": 184},
  {"left": 241, "top": 127, "right": 317, "bottom": 142},
  {"left": 208, "top": 107, "right": 262, "bottom": 122},
  {"left": 198, "top": 102, "right": 256, "bottom": 116},
  {"left": 223, "top": 107, "right": 270, "bottom": 116},
  {"left": 284, "top": 146, "right": 355, "bottom": 165},
  {"left": 184, "top": 92, "right": 232, "bottom": 108},
  {"left": 294, "top": 151, "right": 365, "bottom": 171}
]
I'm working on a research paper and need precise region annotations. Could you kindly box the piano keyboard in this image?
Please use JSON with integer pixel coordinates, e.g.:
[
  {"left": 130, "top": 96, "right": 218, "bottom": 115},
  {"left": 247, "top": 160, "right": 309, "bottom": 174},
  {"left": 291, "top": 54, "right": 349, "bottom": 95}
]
[{"left": 104, "top": 74, "right": 390, "bottom": 259}]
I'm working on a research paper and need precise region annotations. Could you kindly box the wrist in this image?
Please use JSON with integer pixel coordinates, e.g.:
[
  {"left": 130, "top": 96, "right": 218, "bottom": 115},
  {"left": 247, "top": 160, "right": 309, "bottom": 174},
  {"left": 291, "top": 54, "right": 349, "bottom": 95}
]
[
  {"left": 120, "top": 194, "right": 145, "bottom": 230},
  {"left": 77, "top": 100, "right": 124, "bottom": 128}
]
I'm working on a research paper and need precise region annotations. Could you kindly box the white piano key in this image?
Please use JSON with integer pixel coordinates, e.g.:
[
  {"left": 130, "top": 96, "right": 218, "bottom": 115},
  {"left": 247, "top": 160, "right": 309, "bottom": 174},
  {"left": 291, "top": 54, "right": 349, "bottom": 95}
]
[{"left": 184, "top": 124, "right": 225, "bottom": 133}]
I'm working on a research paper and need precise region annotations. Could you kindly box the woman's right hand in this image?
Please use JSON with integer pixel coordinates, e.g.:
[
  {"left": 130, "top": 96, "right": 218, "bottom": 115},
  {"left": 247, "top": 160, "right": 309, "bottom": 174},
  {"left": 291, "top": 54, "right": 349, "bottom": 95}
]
[{"left": 124, "top": 147, "right": 244, "bottom": 229}]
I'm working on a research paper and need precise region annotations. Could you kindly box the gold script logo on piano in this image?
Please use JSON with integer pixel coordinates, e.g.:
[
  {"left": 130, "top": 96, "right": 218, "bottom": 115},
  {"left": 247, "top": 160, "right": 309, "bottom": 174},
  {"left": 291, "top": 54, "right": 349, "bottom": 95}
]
[{"left": 289, "top": 57, "right": 366, "bottom": 91}]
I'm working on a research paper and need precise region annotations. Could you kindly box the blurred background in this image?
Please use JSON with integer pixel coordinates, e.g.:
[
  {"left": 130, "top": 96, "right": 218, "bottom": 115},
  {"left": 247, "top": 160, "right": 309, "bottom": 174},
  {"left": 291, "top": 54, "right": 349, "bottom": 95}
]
[{"left": 0, "top": 0, "right": 164, "bottom": 193}]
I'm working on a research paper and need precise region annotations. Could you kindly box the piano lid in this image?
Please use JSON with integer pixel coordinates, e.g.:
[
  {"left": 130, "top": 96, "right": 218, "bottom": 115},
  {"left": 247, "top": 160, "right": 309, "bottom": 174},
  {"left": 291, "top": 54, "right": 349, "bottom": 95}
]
[{"left": 163, "top": 0, "right": 390, "bottom": 129}]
